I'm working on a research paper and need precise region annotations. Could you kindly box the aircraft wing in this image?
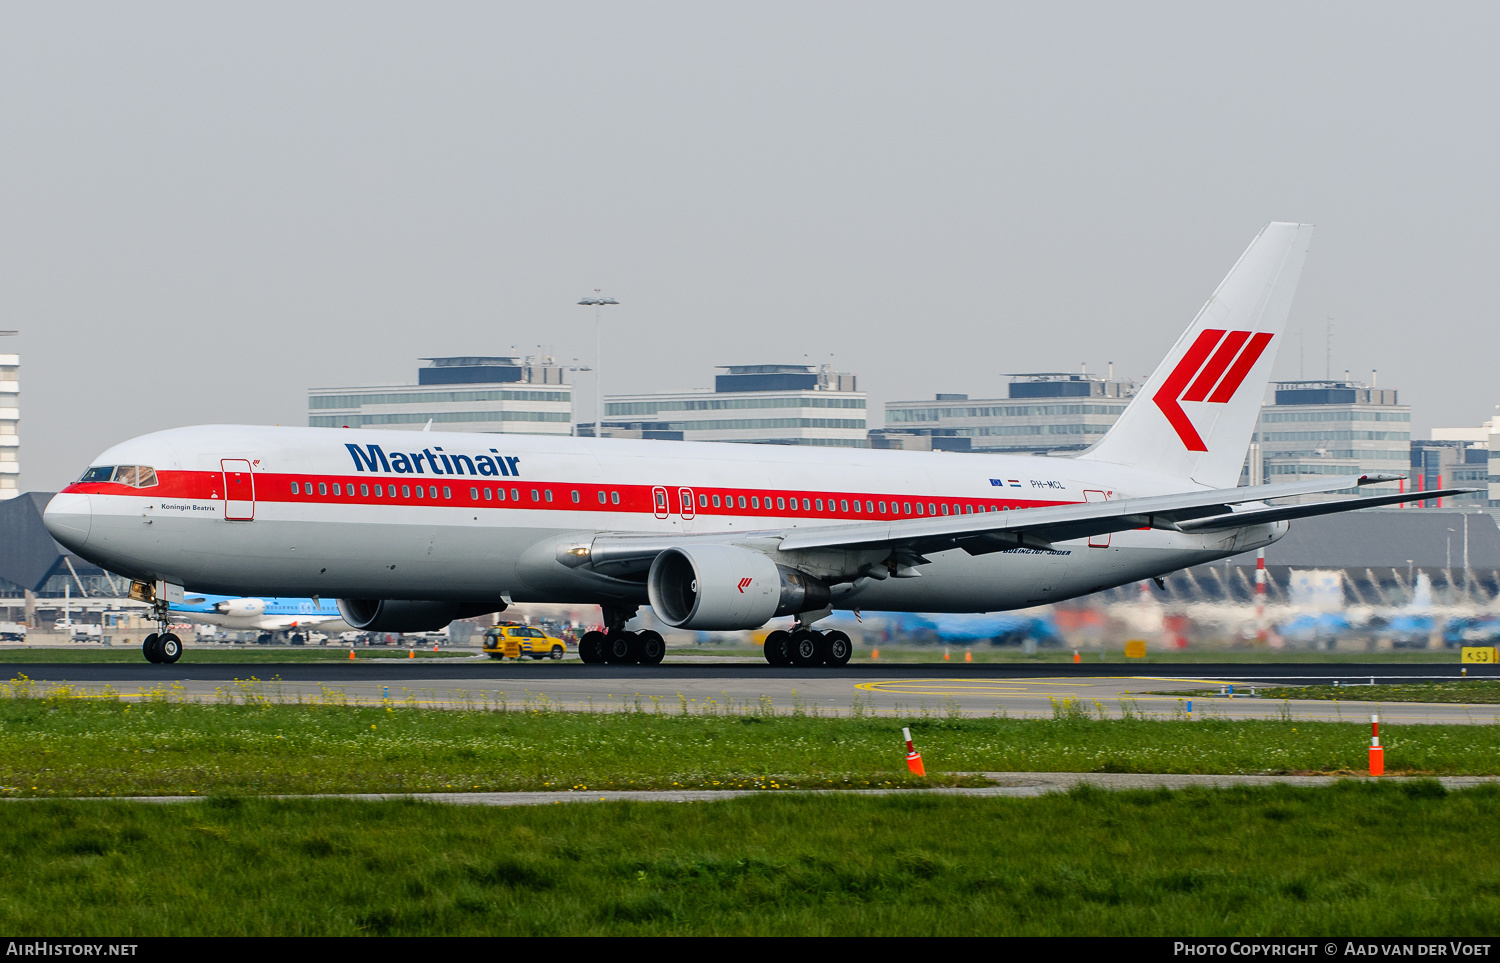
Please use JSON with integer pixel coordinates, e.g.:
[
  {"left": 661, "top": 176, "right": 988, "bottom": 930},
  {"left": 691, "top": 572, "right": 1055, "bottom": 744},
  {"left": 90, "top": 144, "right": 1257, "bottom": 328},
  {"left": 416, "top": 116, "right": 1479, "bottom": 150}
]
[
  {"left": 574, "top": 474, "right": 1470, "bottom": 578},
  {"left": 774, "top": 474, "right": 1458, "bottom": 555},
  {"left": 1173, "top": 487, "right": 1476, "bottom": 533}
]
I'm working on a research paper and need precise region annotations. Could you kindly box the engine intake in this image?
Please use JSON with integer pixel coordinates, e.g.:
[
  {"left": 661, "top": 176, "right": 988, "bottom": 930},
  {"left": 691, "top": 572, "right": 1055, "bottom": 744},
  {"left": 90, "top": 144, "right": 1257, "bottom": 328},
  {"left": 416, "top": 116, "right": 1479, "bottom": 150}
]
[
  {"left": 336, "top": 599, "right": 505, "bottom": 633},
  {"left": 646, "top": 545, "right": 829, "bottom": 631}
]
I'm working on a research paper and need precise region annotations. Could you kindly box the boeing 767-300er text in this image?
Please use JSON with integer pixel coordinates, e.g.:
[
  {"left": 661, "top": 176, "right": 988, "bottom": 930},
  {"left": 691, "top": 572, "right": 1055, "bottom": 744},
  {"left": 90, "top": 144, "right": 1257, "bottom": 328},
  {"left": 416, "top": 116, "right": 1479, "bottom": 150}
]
[{"left": 42, "top": 223, "right": 1470, "bottom": 665}]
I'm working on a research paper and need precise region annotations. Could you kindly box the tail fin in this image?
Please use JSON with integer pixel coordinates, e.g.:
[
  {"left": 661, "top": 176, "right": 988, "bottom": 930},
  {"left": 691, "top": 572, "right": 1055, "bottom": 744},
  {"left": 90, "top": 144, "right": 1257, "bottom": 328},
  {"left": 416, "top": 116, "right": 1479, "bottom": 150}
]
[{"left": 1078, "top": 221, "right": 1314, "bottom": 488}]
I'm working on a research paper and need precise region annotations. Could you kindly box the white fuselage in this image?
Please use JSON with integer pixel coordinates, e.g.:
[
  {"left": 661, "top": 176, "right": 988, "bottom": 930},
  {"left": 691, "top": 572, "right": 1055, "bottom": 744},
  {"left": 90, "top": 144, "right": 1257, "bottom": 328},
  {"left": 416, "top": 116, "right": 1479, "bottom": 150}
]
[{"left": 44, "top": 425, "right": 1285, "bottom": 614}]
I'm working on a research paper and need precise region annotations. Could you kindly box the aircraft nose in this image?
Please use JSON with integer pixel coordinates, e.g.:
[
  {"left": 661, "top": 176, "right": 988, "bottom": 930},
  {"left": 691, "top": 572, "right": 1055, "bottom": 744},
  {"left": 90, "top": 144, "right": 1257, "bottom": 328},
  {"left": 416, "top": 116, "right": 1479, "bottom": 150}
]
[{"left": 43, "top": 492, "right": 92, "bottom": 552}]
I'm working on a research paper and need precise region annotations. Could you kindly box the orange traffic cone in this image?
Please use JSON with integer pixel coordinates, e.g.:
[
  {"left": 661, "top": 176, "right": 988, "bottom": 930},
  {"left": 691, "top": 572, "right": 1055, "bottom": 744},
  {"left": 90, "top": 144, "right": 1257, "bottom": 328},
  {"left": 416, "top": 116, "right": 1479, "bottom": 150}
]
[
  {"left": 349, "top": 648, "right": 355, "bottom": 660},
  {"left": 903, "top": 727, "right": 926, "bottom": 776},
  {"left": 1369, "top": 714, "right": 1384, "bottom": 776},
  {"left": 432, "top": 644, "right": 439, "bottom": 653},
  {"left": 964, "top": 650, "right": 972, "bottom": 663},
  {"left": 408, "top": 649, "right": 414, "bottom": 659},
  {"left": 1073, "top": 651, "right": 1081, "bottom": 664},
  {"left": 871, "top": 648, "right": 880, "bottom": 660},
  {"left": 943, "top": 648, "right": 950, "bottom": 661}
]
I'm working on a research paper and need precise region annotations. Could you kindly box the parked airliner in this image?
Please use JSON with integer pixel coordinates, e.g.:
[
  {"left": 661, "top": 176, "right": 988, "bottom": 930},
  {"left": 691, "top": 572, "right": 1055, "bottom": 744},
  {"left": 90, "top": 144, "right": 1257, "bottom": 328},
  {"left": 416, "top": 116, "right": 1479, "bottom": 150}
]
[
  {"left": 171, "top": 595, "right": 353, "bottom": 642},
  {"left": 42, "top": 223, "right": 1468, "bottom": 665}
]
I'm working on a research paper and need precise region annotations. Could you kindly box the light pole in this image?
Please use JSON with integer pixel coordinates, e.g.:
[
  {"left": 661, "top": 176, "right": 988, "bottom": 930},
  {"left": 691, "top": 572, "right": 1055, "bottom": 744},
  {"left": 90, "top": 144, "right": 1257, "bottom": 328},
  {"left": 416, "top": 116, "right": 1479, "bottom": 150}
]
[{"left": 577, "top": 295, "right": 618, "bottom": 437}]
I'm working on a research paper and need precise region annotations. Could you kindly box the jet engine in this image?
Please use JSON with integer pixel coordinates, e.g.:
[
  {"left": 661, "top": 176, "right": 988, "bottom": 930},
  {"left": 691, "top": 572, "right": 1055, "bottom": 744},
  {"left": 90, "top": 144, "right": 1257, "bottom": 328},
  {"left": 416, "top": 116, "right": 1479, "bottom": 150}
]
[
  {"left": 214, "top": 598, "right": 267, "bottom": 617},
  {"left": 336, "top": 599, "right": 505, "bottom": 633},
  {"left": 646, "top": 545, "right": 829, "bottom": 631}
]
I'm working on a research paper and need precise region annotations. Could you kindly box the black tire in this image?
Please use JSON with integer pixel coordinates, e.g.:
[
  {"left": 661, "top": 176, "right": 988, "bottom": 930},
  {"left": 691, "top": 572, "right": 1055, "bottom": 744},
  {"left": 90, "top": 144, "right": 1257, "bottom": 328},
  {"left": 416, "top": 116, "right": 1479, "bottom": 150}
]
[
  {"left": 550, "top": 646, "right": 564, "bottom": 660},
  {"left": 789, "top": 630, "right": 822, "bottom": 668},
  {"left": 819, "top": 630, "right": 852, "bottom": 667},
  {"left": 604, "top": 631, "right": 636, "bottom": 664},
  {"left": 158, "top": 633, "right": 183, "bottom": 664},
  {"left": 763, "top": 630, "right": 792, "bottom": 667},
  {"left": 578, "top": 631, "right": 607, "bottom": 664},
  {"left": 632, "top": 630, "right": 665, "bottom": 665},
  {"left": 142, "top": 633, "right": 162, "bottom": 664}
]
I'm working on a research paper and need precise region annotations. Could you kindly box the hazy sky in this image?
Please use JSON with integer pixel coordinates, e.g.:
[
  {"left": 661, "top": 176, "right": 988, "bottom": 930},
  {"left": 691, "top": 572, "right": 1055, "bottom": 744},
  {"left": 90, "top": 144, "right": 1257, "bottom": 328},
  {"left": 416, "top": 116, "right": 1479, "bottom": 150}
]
[{"left": 5, "top": 2, "right": 1498, "bottom": 490}]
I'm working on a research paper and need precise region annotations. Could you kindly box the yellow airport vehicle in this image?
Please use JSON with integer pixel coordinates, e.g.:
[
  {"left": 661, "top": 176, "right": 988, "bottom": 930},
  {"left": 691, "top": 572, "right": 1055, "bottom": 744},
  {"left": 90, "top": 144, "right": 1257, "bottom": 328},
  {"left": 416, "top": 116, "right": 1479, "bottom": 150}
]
[{"left": 484, "top": 623, "right": 569, "bottom": 660}]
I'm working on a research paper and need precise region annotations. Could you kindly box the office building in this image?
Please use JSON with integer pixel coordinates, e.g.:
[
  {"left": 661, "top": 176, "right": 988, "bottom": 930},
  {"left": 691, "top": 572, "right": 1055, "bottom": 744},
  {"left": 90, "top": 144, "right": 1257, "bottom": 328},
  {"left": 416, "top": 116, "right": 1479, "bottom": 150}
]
[
  {"left": 309, "top": 356, "right": 572, "bottom": 435},
  {"left": 882, "top": 372, "right": 1136, "bottom": 454},
  {"left": 0, "top": 332, "right": 16, "bottom": 500},
  {"left": 1249, "top": 379, "right": 1410, "bottom": 501},
  {"left": 600, "top": 364, "right": 867, "bottom": 447}
]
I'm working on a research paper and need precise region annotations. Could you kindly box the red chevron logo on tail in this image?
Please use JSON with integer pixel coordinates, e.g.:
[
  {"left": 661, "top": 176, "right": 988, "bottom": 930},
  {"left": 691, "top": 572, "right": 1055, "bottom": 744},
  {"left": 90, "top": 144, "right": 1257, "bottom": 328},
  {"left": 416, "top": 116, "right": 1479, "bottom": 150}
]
[{"left": 1152, "top": 329, "right": 1273, "bottom": 451}]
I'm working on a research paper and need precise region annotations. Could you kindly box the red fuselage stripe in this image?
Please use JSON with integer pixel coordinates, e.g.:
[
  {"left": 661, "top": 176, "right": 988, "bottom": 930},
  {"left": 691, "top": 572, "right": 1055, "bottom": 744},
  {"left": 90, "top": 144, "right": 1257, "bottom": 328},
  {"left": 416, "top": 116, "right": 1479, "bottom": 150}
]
[{"left": 61, "top": 471, "right": 1074, "bottom": 519}]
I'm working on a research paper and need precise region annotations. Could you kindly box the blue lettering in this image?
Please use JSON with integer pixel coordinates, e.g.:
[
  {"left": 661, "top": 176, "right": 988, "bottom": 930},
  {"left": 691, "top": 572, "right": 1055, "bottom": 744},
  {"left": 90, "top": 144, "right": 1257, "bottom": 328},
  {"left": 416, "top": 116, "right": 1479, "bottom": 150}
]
[
  {"left": 475, "top": 456, "right": 499, "bottom": 477},
  {"left": 504, "top": 456, "right": 521, "bottom": 476},
  {"left": 346, "top": 444, "right": 389, "bottom": 473},
  {"left": 390, "top": 452, "right": 414, "bottom": 473},
  {"left": 451, "top": 454, "right": 476, "bottom": 475}
]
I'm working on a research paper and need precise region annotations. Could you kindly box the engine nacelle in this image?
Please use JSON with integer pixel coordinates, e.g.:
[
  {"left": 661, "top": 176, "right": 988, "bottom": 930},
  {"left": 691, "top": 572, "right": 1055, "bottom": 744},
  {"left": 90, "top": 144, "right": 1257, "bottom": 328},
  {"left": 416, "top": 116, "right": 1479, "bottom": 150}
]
[
  {"left": 646, "top": 545, "right": 829, "bottom": 631},
  {"left": 336, "top": 599, "right": 505, "bottom": 633},
  {"left": 215, "top": 598, "right": 267, "bottom": 617}
]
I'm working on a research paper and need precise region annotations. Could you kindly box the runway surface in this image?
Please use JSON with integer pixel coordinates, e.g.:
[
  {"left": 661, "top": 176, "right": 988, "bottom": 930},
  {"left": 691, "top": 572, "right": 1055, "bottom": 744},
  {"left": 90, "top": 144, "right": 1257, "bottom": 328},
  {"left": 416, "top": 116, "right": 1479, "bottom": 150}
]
[{"left": 5, "top": 657, "right": 1497, "bottom": 723}]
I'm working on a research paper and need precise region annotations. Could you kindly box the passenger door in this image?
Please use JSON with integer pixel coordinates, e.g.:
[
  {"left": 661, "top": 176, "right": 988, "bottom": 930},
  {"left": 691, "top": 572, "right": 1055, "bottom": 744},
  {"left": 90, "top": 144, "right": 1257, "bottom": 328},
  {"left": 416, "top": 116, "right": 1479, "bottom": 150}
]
[
  {"left": 221, "top": 459, "right": 256, "bottom": 521},
  {"left": 1084, "top": 490, "right": 1109, "bottom": 547}
]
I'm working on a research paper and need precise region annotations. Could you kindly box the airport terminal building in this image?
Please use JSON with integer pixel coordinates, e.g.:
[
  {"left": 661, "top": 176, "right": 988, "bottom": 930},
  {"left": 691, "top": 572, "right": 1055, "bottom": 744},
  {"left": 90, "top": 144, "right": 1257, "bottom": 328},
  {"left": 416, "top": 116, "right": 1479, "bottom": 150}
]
[
  {"left": 599, "top": 364, "right": 867, "bottom": 447},
  {"left": 309, "top": 356, "right": 573, "bottom": 435}
]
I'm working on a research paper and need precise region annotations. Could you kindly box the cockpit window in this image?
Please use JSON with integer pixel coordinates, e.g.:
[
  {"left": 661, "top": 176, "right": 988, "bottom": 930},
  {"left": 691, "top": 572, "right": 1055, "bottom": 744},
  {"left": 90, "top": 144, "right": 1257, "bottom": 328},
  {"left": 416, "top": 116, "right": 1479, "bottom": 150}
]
[
  {"left": 79, "top": 465, "right": 159, "bottom": 488},
  {"left": 115, "top": 466, "right": 158, "bottom": 487}
]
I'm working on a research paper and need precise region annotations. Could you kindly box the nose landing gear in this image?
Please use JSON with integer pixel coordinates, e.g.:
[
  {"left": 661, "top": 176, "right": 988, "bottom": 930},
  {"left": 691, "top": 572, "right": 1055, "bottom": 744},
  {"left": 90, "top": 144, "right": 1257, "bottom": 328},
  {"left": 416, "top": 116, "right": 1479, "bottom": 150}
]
[{"left": 140, "top": 591, "right": 182, "bottom": 664}]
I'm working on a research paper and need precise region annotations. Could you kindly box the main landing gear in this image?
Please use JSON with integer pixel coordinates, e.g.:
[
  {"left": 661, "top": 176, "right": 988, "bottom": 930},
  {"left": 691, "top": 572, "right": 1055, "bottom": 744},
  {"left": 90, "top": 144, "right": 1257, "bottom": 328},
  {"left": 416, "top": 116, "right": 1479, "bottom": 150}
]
[
  {"left": 577, "top": 604, "right": 666, "bottom": 666},
  {"left": 762, "top": 628, "right": 852, "bottom": 668}
]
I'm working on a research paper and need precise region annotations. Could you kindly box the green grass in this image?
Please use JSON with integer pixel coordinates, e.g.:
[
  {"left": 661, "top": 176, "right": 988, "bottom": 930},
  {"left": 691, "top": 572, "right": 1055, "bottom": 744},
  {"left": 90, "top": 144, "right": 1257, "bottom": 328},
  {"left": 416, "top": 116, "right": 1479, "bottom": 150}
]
[
  {"left": 3, "top": 689, "right": 1500, "bottom": 798},
  {"left": 5, "top": 783, "right": 1500, "bottom": 935},
  {"left": 1257, "top": 681, "right": 1500, "bottom": 704},
  {"left": 0, "top": 646, "right": 476, "bottom": 663}
]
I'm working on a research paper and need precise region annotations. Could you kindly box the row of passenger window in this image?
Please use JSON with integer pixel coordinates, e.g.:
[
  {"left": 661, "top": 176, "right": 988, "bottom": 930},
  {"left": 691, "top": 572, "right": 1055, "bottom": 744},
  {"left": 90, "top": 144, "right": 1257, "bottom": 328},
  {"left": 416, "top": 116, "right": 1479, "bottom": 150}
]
[
  {"left": 287, "top": 479, "right": 1002, "bottom": 517},
  {"left": 696, "top": 492, "right": 1002, "bottom": 517},
  {"left": 288, "top": 480, "right": 623, "bottom": 505}
]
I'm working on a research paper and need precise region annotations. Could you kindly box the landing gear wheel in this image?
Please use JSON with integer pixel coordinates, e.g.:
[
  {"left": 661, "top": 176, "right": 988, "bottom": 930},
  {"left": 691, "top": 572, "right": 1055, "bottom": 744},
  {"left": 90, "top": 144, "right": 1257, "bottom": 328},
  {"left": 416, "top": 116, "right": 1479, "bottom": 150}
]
[
  {"left": 158, "top": 633, "right": 182, "bottom": 664},
  {"left": 142, "top": 633, "right": 162, "bottom": 664},
  {"left": 789, "top": 630, "right": 822, "bottom": 668},
  {"left": 604, "top": 631, "right": 636, "bottom": 665},
  {"left": 763, "top": 630, "right": 792, "bottom": 667},
  {"left": 632, "top": 630, "right": 665, "bottom": 665},
  {"left": 578, "top": 631, "right": 607, "bottom": 664},
  {"left": 819, "top": 630, "right": 852, "bottom": 667}
]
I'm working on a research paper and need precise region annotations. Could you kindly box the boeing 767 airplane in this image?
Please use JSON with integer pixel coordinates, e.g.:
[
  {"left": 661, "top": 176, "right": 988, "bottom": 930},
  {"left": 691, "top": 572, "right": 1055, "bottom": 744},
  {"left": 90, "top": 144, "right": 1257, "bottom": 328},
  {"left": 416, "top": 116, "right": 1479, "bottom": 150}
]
[{"left": 43, "top": 223, "right": 1468, "bottom": 665}]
